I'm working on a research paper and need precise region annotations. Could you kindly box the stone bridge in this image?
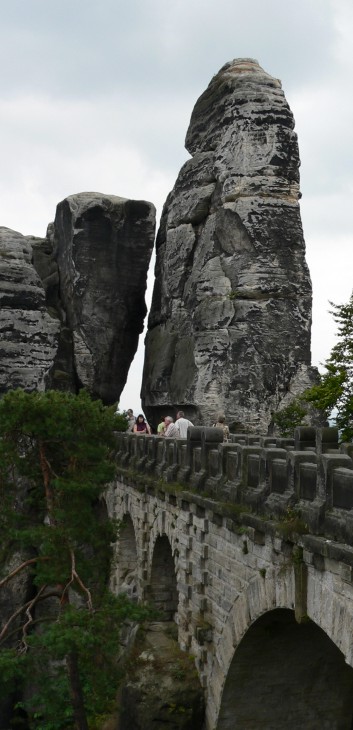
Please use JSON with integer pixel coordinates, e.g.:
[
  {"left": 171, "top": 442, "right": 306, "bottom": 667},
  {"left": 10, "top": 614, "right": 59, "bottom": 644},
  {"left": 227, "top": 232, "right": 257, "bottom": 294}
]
[{"left": 106, "top": 427, "right": 353, "bottom": 729}]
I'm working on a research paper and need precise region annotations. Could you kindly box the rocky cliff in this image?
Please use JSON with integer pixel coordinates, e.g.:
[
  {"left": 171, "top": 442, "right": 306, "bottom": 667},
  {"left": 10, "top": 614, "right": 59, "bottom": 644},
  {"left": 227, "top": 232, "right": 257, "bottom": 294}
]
[
  {"left": 0, "top": 227, "right": 60, "bottom": 394},
  {"left": 52, "top": 193, "right": 155, "bottom": 403},
  {"left": 142, "top": 58, "right": 317, "bottom": 431},
  {"left": 0, "top": 192, "right": 155, "bottom": 404}
]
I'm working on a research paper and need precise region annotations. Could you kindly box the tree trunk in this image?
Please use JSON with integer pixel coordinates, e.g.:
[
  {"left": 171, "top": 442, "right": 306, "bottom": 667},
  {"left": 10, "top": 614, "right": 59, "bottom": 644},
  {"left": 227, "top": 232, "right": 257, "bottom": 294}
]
[
  {"left": 39, "top": 440, "right": 89, "bottom": 728},
  {"left": 66, "top": 649, "right": 89, "bottom": 730},
  {"left": 61, "top": 588, "right": 89, "bottom": 730}
]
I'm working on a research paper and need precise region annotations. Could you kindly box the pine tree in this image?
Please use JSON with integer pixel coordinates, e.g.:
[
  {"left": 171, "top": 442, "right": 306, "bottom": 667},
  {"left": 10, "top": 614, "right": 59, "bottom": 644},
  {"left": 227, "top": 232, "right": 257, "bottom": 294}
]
[
  {"left": 0, "top": 389, "right": 148, "bottom": 730},
  {"left": 305, "top": 292, "right": 353, "bottom": 441}
]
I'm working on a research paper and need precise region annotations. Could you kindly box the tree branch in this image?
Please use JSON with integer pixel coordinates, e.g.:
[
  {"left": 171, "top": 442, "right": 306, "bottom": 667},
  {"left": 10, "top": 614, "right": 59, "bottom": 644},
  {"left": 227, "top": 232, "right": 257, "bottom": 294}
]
[
  {"left": 0, "top": 556, "right": 51, "bottom": 589},
  {"left": 20, "top": 585, "right": 47, "bottom": 652},
  {"left": 0, "top": 590, "right": 61, "bottom": 646},
  {"left": 61, "top": 549, "right": 93, "bottom": 611}
]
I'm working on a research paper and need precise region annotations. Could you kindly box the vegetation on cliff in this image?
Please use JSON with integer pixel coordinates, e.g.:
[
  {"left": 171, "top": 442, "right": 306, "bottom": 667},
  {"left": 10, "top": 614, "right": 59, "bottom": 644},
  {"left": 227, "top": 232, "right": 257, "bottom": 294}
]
[
  {"left": 272, "top": 398, "right": 308, "bottom": 437},
  {"left": 273, "top": 293, "right": 353, "bottom": 441},
  {"left": 0, "top": 389, "right": 148, "bottom": 730},
  {"left": 304, "top": 293, "right": 353, "bottom": 442}
]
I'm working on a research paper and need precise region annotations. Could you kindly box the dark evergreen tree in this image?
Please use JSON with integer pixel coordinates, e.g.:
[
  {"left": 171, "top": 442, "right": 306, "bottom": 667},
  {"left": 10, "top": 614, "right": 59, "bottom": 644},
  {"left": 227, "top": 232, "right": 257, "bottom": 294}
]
[{"left": 0, "top": 389, "right": 148, "bottom": 730}]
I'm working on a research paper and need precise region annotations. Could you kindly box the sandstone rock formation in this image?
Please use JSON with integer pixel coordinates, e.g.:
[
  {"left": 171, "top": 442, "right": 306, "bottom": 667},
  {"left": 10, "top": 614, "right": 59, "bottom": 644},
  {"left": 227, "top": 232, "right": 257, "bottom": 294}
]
[
  {"left": 53, "top": 193, "right": 155, "bottom": 403},
  {"left": 142, "top": 58, "right": 317, "bottom": 432},
  {"left": 0, "top": 193, "right": 155, "bottom": 404},
  {"left": 0, "top": 227, "right": 60, "bottom": 394}
]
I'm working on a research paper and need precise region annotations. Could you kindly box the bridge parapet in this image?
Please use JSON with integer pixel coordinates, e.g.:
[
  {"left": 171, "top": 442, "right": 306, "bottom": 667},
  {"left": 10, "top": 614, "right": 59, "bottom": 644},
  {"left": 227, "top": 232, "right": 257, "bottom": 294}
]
[{"left": 114, "top": 427, "right": 353, "bottom": 545}]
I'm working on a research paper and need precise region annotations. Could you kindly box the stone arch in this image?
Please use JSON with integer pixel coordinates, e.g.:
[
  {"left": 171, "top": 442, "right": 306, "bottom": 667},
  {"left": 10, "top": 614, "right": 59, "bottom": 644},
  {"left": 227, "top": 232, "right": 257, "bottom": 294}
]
[
  {"left": 216, "top": 608, "right": 353, "bottom": 729},
  {"left": 149, "top": 534, "right": 178, "bottom": 621},
  {"left": 205, "top": 568, "right": 294, "bottom": 728},
  {"left": 209, "top": 567, "right": 353, "bottom": 729},
  {"left": 113, "top": 513, "right": 138, "bottom": 601},
  {"left": 306, "top": 567, "right": 353, "bottom": 668}
]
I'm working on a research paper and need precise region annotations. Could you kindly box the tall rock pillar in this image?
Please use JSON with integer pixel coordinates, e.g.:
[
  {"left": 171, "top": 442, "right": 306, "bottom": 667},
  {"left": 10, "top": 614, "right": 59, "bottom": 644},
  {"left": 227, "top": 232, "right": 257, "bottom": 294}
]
[
  {"left": 53, "top": 193, "right": 155, "bottom": 404},
  {"left": 142, "top": 59, "right": 317, "bottom": 431}
]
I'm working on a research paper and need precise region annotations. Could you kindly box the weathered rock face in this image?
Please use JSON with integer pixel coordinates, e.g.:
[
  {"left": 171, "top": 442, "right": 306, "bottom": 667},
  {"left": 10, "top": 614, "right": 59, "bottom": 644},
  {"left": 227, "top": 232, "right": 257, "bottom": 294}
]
[
  {"left": 0, "top": 227, "right": 60, "bottom": 394},
  {"left": 119, "top": 623, "right": 204, "bottom": 730},
  {"left": 53, "top": 193, "right": 155, "bottom": 403},
  {"left": 142, "top": 58, "right": 317, "bottom": 431},
  {"left": 0, "top": 193, "right": 155, "bottom": 404}
]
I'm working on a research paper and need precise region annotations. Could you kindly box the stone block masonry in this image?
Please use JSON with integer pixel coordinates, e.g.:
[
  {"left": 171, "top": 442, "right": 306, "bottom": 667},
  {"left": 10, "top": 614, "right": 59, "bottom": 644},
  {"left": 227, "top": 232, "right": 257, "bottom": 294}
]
[
  {"left": 107, "top": 427, "right": 353, "bottom": 728},
  {"left": 114, "top": 426, "right": 353, "bottom": 546}
]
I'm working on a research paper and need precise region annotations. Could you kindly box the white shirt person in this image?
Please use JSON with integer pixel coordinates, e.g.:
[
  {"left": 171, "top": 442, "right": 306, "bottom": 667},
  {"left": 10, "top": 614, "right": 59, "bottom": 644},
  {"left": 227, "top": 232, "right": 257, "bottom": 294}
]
[{"left": 175, "top": 410, "right": 194, "bottom": 439}]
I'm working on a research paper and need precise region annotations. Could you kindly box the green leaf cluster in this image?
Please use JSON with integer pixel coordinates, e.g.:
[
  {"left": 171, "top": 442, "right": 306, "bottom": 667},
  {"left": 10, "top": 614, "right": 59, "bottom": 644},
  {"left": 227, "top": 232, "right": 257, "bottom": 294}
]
[
  {"left": 304, "top": 294, "right": 353, "bottom": 441},
  {"left": 272, "top": 398, "right": 308, "bottom": 437}
]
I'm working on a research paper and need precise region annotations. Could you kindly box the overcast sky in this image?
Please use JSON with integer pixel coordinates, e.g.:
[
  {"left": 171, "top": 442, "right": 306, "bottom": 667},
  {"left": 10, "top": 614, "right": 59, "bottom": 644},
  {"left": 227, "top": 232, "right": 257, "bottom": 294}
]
[{"left": 1, "top": 0, "right": 352, "bottom": 414}]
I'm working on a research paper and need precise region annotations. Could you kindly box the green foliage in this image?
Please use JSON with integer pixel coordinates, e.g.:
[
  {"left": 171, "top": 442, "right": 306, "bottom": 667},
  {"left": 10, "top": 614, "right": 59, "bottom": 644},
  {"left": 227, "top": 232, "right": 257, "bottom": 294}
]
[
  {"left": 0, "top": 389, "right": 123, "bottom": 589},
  {"left": 304, "top": 293, "right": 353, "bottom": 441},
  {"left": 0, "top": 389, "right": 143, "bottom": 730},
  {"left": 14, "top": 594, "right": 152, "bottom": 730},
  {"left": 0, "top": 649, "right": 27, "bottom": 696},
  {"left": 276, "top": 507, "right": 308, "bottom": 539},
  {"left": 242, "top": 540, "right": 248, "bottom": 555},
  {"left": 272, "top": 397, "right": 308, "bottom": 437}
]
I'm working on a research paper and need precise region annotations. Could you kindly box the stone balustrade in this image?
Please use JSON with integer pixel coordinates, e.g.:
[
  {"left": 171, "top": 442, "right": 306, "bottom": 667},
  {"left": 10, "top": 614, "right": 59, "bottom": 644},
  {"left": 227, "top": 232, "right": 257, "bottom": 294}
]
[{"left": 114, "top": 426, "right": 353, "bottom": 545}]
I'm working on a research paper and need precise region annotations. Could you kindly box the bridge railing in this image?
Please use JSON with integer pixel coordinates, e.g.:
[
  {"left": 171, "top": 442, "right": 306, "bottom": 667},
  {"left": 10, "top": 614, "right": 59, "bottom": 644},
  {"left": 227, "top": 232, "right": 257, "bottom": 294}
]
[{"left": 113, "top": 427, "right": 353, "bottom": 545}]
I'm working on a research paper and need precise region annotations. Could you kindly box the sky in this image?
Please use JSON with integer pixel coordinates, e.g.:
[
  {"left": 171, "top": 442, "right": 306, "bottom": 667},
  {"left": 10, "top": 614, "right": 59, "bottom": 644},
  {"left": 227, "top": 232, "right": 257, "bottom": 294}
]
[{"left": 0, "top": 0, "right": 352, "bottom": 415}]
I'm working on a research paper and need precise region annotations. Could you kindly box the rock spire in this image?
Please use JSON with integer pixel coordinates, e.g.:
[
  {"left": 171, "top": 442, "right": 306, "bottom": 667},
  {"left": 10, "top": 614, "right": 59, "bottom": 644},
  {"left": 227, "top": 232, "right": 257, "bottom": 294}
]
[
  {"left": 142, "top": 59, "right": 317, "bottom": 431},
  {"left": 53, "top": 192, "right": 155, "bottom": 403}
]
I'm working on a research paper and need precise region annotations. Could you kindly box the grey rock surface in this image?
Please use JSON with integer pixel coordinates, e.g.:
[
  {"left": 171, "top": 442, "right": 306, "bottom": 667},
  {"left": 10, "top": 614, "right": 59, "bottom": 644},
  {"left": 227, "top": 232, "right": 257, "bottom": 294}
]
[
  {"left": 0, "top": 193, "right": 155, "bottom": 404},
  {"left": 53, "top": 192, "right": 155, "bottom": 404},
  {"left": 142, "top": 58, "right": 317, "bottom": 431},
  {"left": 119, "top": 623, "right": 204, "bottom": 730},
  {"left": 0, "top": 227, "right": 60, "bottom": 394}
]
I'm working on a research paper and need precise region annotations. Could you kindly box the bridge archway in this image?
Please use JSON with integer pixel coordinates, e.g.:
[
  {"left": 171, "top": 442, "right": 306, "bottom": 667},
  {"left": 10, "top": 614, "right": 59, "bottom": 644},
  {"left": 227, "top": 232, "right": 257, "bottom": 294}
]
[
  {"left": 217, "top": 608, "right": 353, "bottom": 729},
  {"left": 149, "top": 535, "right": 178, "bottom": 621},
  {"left": 113, "top": 513, "right": 138, "bottom": 600}
]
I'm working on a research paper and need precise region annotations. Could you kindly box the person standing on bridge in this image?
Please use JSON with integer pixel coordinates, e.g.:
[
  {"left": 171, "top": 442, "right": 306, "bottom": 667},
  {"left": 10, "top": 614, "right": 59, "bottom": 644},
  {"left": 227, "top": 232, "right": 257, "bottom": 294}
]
[
  {"left": 157, "top": 416, "right": 166, "bottom": 435},
  {"left": 213, "top": 414, "right": 230, "bottom": 442},
  {"left": 164, "top": 416, "right": 179, "bottom": 438},
  {"left": 133, "top": 414, "right": 151, "bottom": 435},
  {"left": 175, "top": 410, "right": 194, "bottom": 439},
  {"left": 126, "top": 408, "right": 136, "bottom": 432}
]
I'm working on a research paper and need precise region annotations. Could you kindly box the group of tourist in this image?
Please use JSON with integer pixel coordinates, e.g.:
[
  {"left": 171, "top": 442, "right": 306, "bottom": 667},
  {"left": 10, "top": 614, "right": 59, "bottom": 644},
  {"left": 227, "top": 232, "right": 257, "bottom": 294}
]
[
  {"left": 126, "top": 409, "right": 230, "bottom": 441},
  {"left": 125, "top": 410, "right": 193, "bottom": 438},
  {"left": 157, "top": 411, "right": 194, "bottom": 438},
  {"left": 126, "top": 410, "right": 152, "bottom": 434}
]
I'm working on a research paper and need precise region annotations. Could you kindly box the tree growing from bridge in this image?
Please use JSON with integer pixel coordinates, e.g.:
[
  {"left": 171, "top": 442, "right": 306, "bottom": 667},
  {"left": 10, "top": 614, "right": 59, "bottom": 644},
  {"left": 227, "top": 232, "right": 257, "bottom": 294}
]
[
  {"left": 0, "top": 389, "right": 148, "bottom": 730},
  {"left": 272, "top": 397, "right": 308, "bottom": 437},
  {"left": 304, "top": 292, "right": 353, "bottom": 441}
]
